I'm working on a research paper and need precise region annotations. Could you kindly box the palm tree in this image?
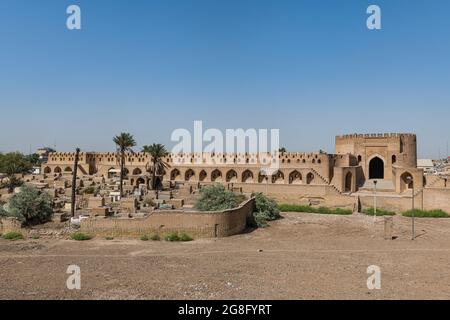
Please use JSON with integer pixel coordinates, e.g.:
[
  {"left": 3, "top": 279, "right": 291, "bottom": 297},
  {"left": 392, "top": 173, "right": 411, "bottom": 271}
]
[
  {"left": 113, "top": 133, "right": 136, "bottom": 197},
  {"left": 71, "top": 148, "right": 80, "bottom": 217},
  {"left": 142, "top": 143, "right": 169, "bottom": 189},
  {"left": 3, "top": 163, "right": 23, "bottom": 193}
]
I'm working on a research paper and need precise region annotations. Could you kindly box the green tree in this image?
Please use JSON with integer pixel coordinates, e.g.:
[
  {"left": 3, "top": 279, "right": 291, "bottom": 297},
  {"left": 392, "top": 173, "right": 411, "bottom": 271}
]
[
  {"left": 25, "top": 153, "right": 40, "bottom": 166},
  {"left": 113, "top": 133, "right": 136, "bottom": 197},
  {"left": 0, "top": 153, "right": 33, "bottom": 192},
  {"left": 4, "top": 185, "right": 53, "bottom": 225},
  {"left": 0, "top": 152, "right": 33, "bottom": 174},
  {"left": 0, "top": 171, "right": 23, "bottom": 192},
  {"left": 142, "top": 143, "right": 169, "bottom": 189},
  {"left": 194, "top": 184, "right": 239, "bottom": 211}
]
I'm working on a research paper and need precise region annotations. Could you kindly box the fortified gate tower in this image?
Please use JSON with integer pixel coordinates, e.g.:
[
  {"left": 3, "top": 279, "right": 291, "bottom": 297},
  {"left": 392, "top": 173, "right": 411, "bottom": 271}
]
[{"left": 335, "top": 133, "right": 420, "bottom": 192}]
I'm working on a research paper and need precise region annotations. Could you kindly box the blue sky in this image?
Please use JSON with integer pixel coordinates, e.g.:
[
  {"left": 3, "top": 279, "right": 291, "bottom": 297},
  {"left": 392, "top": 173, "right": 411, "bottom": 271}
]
[{"left": 0, "top": 0, "right": 449, "bottom": 157}]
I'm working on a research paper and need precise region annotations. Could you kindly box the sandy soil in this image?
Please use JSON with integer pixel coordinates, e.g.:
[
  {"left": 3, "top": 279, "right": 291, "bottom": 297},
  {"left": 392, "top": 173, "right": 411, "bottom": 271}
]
[{"left": 2, "top": 212, "right": 450, "bottom": 300}]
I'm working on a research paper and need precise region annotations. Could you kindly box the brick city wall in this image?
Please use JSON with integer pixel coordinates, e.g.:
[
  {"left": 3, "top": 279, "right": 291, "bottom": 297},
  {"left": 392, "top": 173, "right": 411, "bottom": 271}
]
[{"left": 80, "top": 198, "right": 255, "bottom": 239}]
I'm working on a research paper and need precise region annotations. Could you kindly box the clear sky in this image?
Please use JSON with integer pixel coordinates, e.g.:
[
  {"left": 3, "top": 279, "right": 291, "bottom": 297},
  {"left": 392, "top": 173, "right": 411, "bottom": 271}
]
[{"left": 0, "top": 0, "right": 449, "bottom": 158}]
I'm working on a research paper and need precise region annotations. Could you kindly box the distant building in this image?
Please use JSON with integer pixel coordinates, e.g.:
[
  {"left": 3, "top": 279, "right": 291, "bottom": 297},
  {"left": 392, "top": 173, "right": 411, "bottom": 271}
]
[
  {"left": 31, "top": 166, "right": 41, "bottom": 175},
  {"left": 417, "top": 159, "right": 435, "bottom": 174},
  {"left": 36, "top": 147, "right": 55, "bottom": 163}
]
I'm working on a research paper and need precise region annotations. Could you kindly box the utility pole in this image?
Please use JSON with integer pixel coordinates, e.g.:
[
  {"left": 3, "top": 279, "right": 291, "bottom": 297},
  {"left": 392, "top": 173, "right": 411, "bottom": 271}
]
[{"left": 71, "top": 148, "right": 80, "bottom": 217}]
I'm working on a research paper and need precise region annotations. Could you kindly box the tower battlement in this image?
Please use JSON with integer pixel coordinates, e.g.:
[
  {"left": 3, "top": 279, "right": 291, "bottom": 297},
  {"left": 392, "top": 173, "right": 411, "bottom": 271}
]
[{"left": 336, "top": 133, "right": 416, "bottom": 140}]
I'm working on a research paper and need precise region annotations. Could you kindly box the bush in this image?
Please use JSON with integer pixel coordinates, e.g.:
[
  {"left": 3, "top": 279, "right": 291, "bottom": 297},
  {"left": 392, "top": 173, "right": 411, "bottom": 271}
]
[
  {"left": 2, "top": 231, "right": 24, "bottom": 240},
  {"left": 278, "top": 204, "right": 316, "bottom": 213},
  {"left": 105, "top": 236, "right": 114, "bottom": 240},
  {"left": 363, "top": 207, "right": 395, "bottom": 216},
  {"left": 149, "top": 234, "right": 160, "bottom": 241},
  {"left": 0, "top": 205, "right": 7, "bottom": 217},
  {"left": 254, "top": 193, "right": 280, "bottom": 220},
  {"left": 3, "top": 185, "right": 53, "bottom": 225},
  {"left": 278, "top": 204, "right": 352, "bottom": 215},
  {"left": 31, "top": 235, "right": 40, "bottom": 240},
  {"left": 247, "top": 193, "right": 281, "bottom": 228},
  {"left": 194, "top": 184, "right": 240, "bottom": 211},
  {"left": 402, "top": 209, "right": 449, "bottom": 218},
  {"left": 179, "top": 233, "right": 193, "bottom": 241},
  {"left": 71, "top": 232, "right": 92, "bottom": 241},
  {"left": 83, "top": 186, "right": 96, "bottom": 195},
  {"left": 140, "top": 235, "right": 149, "bottom": 241},
  {"left": 165, "top": 232, "right": 180, "bottom": 242}
]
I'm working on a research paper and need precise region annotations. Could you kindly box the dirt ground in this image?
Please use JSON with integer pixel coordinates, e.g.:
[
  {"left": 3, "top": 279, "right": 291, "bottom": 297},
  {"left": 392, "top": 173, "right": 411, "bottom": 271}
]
[{"left": 2, "top": 212, "right": 450, "bottom": 300}]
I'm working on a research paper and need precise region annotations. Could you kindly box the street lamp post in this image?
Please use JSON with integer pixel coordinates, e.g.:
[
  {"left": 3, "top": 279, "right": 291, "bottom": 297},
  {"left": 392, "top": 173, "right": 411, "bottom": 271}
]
[
  {"left": 373, "top": 180, "right": 377, "bottom": 222},
  {"left": 405, "top": 175, "right": 415, "bottom": 240}
]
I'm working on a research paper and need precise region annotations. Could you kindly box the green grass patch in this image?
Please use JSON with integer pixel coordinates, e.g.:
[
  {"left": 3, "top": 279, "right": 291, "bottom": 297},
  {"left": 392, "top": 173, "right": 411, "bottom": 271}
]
[
  {"left": 165, "top": 232, "right": 180, "bottom": 242},
  {"left": 402, "top": 209, "right": 449, "bottom": 218},
  {"left": 278, "top": 204, "right": 352, "bottom": 215},
  {"left": 149, "top": 234, "right": 160, "bottom": 241},
  {"left": 142, "top": 234, "right": 163, "bottom": 241},
  {"left": 71, "top": 232, "right": 92, "bottom": 241},
  {"left": 31, "top": 235, "right": 40, "bottom": 240},
  {"left": 363, "top": 207, "right": 396, "bottom": 216},
  {"left": 105, "top": 236, "right": 114, "bottom": 240},
  {"left": 179, "top": 233, "right": 193, "bottom": 242},
  {"left": 2, "top": 231, "right": 24, "bottom": 240}
]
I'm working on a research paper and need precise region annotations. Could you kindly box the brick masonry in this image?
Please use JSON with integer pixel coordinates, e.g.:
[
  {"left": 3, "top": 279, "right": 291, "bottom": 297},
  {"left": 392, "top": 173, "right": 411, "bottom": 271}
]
[
  {"left": 80, "top": 198, "right": 255, "bottom": 239},
  {"left": 0, "top": 217, "right": 22, "bottom": 234}
]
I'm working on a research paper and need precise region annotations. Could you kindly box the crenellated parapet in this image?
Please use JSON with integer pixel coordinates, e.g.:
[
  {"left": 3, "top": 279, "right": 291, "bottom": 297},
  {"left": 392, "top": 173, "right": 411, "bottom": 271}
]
[{"left": 336, "top": 133, "right": 416, "bottom": 139}]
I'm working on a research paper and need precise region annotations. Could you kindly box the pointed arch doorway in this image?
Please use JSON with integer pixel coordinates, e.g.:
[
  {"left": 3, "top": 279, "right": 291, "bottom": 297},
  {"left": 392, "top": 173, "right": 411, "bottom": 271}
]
[{"left": 369, "top": 157, "right": 384, "bottom": 179}]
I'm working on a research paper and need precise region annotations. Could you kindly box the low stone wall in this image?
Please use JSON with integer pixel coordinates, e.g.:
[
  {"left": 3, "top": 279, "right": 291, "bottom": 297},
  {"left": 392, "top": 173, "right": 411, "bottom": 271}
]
[
  {"left": 238, "top": 182, "right": 334, "bottom": 198},
  {"left": 423, "top": 188, "right": 450, "bottom": 212},
  {"left": 0, "top": 217, "right": 22, "bottom": 234},
  {"left": 358, "top": 194, "right": 412, "bottom": 213},
  {"left": 80, "top": 198, "right": 255, "bottom": 239},
  {"left": 358, "top": 187, "right": 450, "bottom": 213}
]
